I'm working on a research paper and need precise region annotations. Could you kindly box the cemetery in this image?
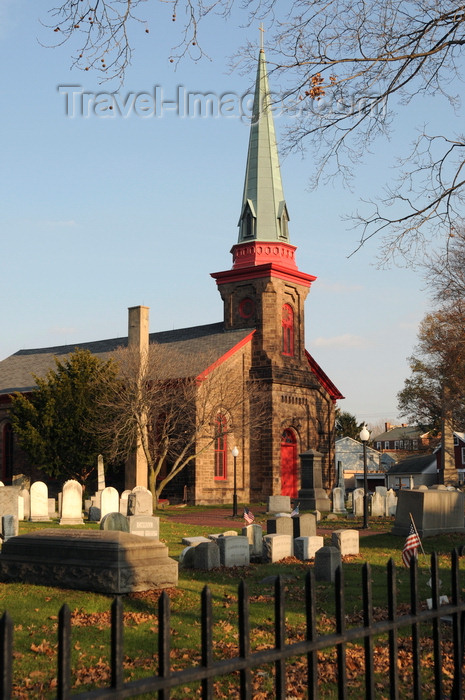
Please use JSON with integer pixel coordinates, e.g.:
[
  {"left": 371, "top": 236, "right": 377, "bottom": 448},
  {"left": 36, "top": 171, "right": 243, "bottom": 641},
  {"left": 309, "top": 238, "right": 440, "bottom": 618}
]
[{"left": 0, "top": 477, "right": 463, "bottom": 697}]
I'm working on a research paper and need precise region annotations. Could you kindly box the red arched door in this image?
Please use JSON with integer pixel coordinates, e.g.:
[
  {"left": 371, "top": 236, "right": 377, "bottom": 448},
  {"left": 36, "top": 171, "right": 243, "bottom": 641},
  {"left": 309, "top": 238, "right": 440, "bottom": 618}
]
[{"left": 280, "top": 429, "right": 298, "bottom": 497}]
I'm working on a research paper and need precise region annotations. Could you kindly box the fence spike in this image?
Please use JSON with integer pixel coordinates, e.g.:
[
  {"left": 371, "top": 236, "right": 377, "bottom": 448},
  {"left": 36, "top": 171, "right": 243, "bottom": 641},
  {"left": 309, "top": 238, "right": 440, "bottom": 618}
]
[
  {"left": 335, "top": 564, "right": 347, "bottom": 700},
  {"left": 305, "top": 569, "right": 318, "bottom": 700},
  {"left": 111, "top": 596, "right": 124, "bottom": 690},
  {"left": 158, "top": 590, "right": 171, "bottom": 700},
  {"left": 387, "top": 558, "right": 399, "bottom": 700},
  {"left": 57, "top": 603, "right": 71, "bottom": 700},
  {"left": 0, "top": 611, "right": 13, "bottom": 700},
  {"left": 274, "top": 575, "right": 286, "bottom": 699},
  {"left": 362, "top": 562, "right": 374, "bottom": 698},
  {"left": 201, "top": 585, "right": 213, "bottom": 700},
  {"left": 238, "top": 579, "right": 251, "bottom": 699}
]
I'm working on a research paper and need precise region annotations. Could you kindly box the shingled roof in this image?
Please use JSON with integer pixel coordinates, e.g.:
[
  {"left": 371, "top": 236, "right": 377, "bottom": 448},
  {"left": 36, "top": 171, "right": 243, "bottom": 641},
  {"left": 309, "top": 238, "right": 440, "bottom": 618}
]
[{"left": 0, "top": 322, "right": 253, "bottom": 395}]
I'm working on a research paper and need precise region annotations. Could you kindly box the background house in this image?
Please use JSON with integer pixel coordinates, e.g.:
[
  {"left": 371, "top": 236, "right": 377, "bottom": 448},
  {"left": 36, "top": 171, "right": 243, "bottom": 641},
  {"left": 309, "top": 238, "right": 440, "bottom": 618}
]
[
  {"left": 335, "top": 437, "right": 393, "bottom": 491},
  {"left": 385, "top": 454, "right": 438, "bottom": 490},
  {"left": 371, "top": 423, "right": 436, "bottom": 457}
]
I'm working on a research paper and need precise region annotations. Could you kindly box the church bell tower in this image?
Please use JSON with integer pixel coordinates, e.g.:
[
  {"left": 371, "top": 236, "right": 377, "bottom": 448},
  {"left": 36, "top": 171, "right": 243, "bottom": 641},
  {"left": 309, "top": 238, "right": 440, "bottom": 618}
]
[{"left": 211, "top": 45, "right": 316, "bottom": 375}]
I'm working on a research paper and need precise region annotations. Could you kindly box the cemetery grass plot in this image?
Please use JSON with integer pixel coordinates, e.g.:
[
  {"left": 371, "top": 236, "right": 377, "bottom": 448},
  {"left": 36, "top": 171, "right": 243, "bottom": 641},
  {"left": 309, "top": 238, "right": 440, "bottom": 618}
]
[{"left": 1, "top": 521, "right": 465, "bottom": 697}]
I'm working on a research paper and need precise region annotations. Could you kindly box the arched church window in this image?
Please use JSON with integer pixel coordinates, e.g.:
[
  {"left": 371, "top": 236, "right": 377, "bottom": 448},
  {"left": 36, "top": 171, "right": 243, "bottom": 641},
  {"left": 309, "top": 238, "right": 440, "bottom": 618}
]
[
  {"left": 214, "top": 412, "right": 228, "bottom": 480},
  {"left": 2, "top": 423, "right": 13, "bottom": 484},
  {"left": 282, "top": 304, "right": 294, "bottom": 356}
]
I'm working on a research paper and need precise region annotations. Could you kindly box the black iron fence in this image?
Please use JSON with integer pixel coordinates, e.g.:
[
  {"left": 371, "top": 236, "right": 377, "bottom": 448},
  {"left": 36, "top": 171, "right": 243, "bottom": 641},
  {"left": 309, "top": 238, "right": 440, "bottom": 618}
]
[{"left": 1, "top": 550, "right": 464, "bottom": 699}]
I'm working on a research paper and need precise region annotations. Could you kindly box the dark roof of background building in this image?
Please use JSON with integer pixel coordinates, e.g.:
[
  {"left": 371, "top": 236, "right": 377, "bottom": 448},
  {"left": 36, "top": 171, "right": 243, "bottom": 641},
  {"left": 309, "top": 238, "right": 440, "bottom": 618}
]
[
  {"left": 0, "top": 322, "right": 252, "bottom": 395},
  {"left": 372, "top": 425, "right": 430, "bottom": 442},
  {"left": 386, "top": 454, "right": 437, "bottom": 475}
]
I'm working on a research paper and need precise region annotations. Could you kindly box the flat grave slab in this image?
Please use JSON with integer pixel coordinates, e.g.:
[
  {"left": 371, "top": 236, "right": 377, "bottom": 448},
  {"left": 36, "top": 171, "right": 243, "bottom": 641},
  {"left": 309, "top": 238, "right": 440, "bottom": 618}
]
[{"left": 0, "top": 529, "right": 178, "bottom": 594}]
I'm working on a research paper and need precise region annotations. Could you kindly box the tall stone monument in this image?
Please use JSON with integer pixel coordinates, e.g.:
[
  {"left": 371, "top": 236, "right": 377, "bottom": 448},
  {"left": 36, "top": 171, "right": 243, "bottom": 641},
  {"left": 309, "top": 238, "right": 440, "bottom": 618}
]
[{"left": 297, "top": 449, "right": 331, "bottom": 512}]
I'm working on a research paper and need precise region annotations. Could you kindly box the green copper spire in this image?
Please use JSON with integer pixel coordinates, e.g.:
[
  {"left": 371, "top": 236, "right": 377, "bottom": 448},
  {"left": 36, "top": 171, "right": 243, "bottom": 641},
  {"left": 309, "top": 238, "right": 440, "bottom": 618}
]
[{"left": 238, "top": 48, "right": 290, "bottom": 244}]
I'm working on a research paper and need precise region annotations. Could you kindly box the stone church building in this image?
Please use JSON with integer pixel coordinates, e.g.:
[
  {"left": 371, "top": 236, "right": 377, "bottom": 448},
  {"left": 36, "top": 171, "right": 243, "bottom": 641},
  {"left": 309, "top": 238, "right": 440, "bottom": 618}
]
[{"left": 0, "top": 48, "right": 343, "bottom": 504}]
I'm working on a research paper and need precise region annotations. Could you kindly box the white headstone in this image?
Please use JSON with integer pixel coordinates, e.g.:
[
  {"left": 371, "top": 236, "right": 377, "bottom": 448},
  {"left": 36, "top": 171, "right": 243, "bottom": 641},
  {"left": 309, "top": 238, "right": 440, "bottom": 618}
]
[
  {"left": 30, "top": 481, "right": 50, "bottom": 521},
  {"left": 59, "top": 479, "right": 84, "bottom": 525},
  {"left": 19, "top": 488, "right": 30, "bottom": 520},
  {"left": 331, "top": 529, "right": 359, "bottom": 556},
  {"left": 97, "top": 454, "right": 106, "bottom": 492},
  {"left": 119, "top": 490, "right": 131, "bottom": 515},
  {"left": 263, "top": 534, "right": 293, "bottom": 563},
  {"left": 294, "top": 535, "right": 324, "bottom": 560},
  {"left": 100, "top": 486, "right": 120, "bottom": 519}
]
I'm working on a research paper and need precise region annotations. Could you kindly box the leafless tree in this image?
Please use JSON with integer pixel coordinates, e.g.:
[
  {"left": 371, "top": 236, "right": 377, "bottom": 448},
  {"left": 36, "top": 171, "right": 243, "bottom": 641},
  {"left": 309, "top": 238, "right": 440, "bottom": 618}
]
[
  {"left": 95, "top": 343, "right": 267, "bottom": 505},
  {"left": 427, "top": 227, "right": 465, "bottom": 304},
  {"left": 45, "top": 1, "right": 465, "bottom": 261}
]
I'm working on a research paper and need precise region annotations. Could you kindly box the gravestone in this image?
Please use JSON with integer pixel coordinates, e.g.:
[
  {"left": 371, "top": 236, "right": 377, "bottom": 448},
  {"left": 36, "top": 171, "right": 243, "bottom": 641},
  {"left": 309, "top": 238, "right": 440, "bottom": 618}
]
[
  {"left": 100, "top": 512, "right": 130, "bottom": 532},
  {"left": 297, "top": 449, "right": 331, "bottom": 512},
  {"left": 179, "top": 546, "right": 196, "bottom": 568},
  {"left": 315, "top": 546, "right": 342, "bottom": 582},
  {"left": 120, "top": 490, "right": 131, "bottom": 515},
  {"left": 59, "top": 480, "right": 84, "bottom": 525},
  {"left": 194, "top": 541, "right": 221, "bottom": 570},
  {"left": 263, "top": 534, "right": 293, "bottom": 563},
  {"left": 19, "top": 488, "right": 30, "bottom": 521},
  {"left": 376, "top": 486, "right": 387, "bottom": 498},
  {"left": 88, "top": 505, "right": 101, "bottom": 522},
  {"left": 294, "top": 535, "right": 324, "bottom": 561},
  {"left": 30, "top": 481, "right": 50, "bottom": 522},
  {"left": 385, "top": 489, "right": 397, "bottom": 516},
  {"left": 48, "top": 498, "right": 56, "bottom": 518},
  {"left": 267, "top": 516, "right": 294, "bottom": 537},
  {"left": 218, "top": 536, "right": 250, "bottom": 567},
  {"left": 128, "top": 488, "right": 153, "bottom": 516},
  {"left": 353, "top": 490, "right": 364, "bottom": 517},
  {"left": 392, "top": 488, "right": 465, "bottom": 537},
  {"left": 97, "top": 454, "right": 106, "bottom": 492},
  {"left": 242, "top": 523, "right": 263, "bottom": 559},
  {"left": 371, "top": 492, "right": 385, "bottom": 518},
  {"left": 128, "top": 515, "right": 159, "bottom": 538},
  {"left": 0, "top": 529, "right": 178, "bottom": 593},
  {"left": 2, "top": 515, "right": 18, "bottom": 541},
  {"left": 267, "top": 496, "right": 291, "bottom": 513},
  {"left": 101, "top": 487, "right": 120, "bottom": 520},
  {"left": 331, "top": 529, "right": 359, "bottom": 556},
  {"left": 292, "top": 513, "right": 317, "bottom": 538},
  {"left": 332, "top": 487, "right": 347, "bottom": 514},
  {"left": 17, "top": 496, "right": 24, "bottom": 522},
  {"left": 182, "top": 535, "right": 211, "bottom": 546}
]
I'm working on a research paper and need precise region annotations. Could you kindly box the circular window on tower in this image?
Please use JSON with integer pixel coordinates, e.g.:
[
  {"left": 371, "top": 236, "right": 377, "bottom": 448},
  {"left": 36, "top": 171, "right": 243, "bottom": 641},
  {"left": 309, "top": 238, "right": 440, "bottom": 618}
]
[{"left": 238, "top": 297, "right": 255, "bottom": 319}]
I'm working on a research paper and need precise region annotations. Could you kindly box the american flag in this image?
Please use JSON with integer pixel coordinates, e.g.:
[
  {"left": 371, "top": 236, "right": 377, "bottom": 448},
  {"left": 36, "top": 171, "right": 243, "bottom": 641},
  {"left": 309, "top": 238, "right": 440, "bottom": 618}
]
[
  {"left": 402, "top": 522, "right": 421, "bottom": 568},
  {"left": 243, "top": 507, "right": 254, "bottom": 524}
]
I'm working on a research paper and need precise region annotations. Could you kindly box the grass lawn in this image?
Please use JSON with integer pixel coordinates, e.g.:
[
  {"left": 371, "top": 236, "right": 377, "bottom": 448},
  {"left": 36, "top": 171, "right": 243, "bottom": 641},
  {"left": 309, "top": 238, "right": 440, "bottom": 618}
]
[{"left": 2, "top": 510, "right": 465, "bottom": 698}]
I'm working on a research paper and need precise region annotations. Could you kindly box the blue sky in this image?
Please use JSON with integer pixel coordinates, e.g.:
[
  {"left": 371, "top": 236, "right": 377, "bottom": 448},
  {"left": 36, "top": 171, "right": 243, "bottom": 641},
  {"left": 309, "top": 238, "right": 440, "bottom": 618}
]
[{"left": 2, "top": 1, "right": 458, "bottom": 427}]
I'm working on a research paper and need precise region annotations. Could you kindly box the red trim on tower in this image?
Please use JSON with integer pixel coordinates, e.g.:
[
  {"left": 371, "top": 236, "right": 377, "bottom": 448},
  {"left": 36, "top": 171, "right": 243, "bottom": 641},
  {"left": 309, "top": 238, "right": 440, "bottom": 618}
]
[
  {"left": 196, "top": 331, "right": 255, "bottom": 382},
  {"left": 305, "top": 350, "right": 344, "bottom": 401},
  {"left": 231, "top": 241, "right": 299, "bottom": 270},
  {"left": 211, "top": 263, "right": 316, "bottom": 288}
]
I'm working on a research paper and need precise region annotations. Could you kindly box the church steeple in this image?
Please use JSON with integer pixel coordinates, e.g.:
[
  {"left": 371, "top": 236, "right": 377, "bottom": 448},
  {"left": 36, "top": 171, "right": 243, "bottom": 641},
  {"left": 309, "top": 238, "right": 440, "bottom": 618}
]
[{"left": 238, "top": 47, "right": 290, "bottom": 245}]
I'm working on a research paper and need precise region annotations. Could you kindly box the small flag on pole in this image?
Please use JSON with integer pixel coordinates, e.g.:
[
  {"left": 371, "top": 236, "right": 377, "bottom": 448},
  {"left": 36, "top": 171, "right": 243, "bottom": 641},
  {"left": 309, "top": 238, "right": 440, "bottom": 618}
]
[
  {"left": 290, "top": 504, "right": 299, "bottom": 517},
  {"left": 402, "top": 522, "right": 421, "bottom": 568},
  {"left": 243, "top": 507, "right": 254, "bottom": 525}
]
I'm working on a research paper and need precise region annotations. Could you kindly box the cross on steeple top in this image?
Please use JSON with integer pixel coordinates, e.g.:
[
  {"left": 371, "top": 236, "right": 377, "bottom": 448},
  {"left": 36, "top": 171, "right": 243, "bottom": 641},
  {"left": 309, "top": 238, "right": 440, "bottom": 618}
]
[{"left": 259, "top": 23, "right": 265, "bottom": 51}]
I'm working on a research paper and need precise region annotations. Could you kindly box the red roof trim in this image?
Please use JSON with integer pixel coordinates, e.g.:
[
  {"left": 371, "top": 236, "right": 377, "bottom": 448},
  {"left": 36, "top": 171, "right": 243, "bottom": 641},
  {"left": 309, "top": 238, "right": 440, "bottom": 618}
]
[
  {"left": 305, "top": 350, "right": 344, "bottom": 401},
  {"left": 211, "top": 264, "right": 316, "bottom": 288},
  {"left": 196, "top": 331, "right": 255, "bottom": 381}
]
